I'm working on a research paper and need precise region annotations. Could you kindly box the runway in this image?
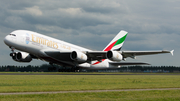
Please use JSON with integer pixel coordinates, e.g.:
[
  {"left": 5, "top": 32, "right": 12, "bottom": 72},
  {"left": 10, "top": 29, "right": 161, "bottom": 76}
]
[{"left": 0, "top": 88, "right": 180, "bottom": 95}]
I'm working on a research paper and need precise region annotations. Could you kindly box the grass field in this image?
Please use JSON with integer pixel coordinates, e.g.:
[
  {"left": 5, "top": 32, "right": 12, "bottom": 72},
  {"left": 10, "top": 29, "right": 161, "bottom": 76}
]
[
  {"left": 0, "top": 72, "right": 180, "bottom": 100},
  {"left": 1, "top": 90, "right": 180, "bottom": 101}
]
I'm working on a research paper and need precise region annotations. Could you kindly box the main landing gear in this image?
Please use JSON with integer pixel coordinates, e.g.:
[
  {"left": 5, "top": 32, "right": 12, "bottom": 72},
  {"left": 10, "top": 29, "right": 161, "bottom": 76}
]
[
  {"left": 58, "top": 68, "right": 79, "bottom": 72},
  {"left": 73, "top": 65, "right": 80, "bottom": 72},
  {"left": 48, "top": 63, "right": 56, "bottom": 71},
  {"left": 57, "top": 66, "right": 80, "bottom": 72},
  {"left": 47, "top": 63, "right": 80, "bottom": 72}
]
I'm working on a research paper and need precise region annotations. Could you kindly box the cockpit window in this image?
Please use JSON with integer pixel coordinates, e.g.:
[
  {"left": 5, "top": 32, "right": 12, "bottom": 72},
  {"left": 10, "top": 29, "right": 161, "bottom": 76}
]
[{"left": 9, "top": 34, "right": 16, "bottom": 36}]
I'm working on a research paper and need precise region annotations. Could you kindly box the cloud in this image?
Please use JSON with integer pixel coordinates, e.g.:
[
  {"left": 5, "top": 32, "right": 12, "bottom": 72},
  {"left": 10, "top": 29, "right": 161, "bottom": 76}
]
[
  {"left": 0, "top": 0, "right": 179, "bottom": 66},
  {"left": 58, "top": 8, "right": 81, "bottom": 15},
  {"left": 9, "top": 6, "right": 42, "bottom": 17},
  {"left": 25, "top": 6, "right": 43, "bottom": 16}
]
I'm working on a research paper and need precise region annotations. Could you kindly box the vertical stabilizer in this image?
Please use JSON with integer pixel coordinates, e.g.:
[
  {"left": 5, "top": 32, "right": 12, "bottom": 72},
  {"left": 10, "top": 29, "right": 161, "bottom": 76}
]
[{"left": 103, "top": 30, "right": 128, "bottom": 51}]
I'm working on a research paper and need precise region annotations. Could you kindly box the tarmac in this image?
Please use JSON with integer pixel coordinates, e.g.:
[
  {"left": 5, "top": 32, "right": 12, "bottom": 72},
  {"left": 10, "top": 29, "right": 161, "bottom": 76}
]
[{"left": 0, "top": 88, "right": 180, "bottom": 95}]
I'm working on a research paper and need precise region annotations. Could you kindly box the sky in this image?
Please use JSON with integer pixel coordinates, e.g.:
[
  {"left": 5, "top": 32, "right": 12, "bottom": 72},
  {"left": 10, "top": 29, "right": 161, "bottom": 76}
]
[{"left": 0, "top": 0, "right": 179, "bottom": 66}]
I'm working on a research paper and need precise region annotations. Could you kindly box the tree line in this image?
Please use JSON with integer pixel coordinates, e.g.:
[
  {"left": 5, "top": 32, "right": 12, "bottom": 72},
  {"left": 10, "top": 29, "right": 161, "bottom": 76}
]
[
  {"left": 0, "top": 64, "right": 76, "bottom": 72},
  {"left": 0, "top": 64, "right": 180, "bottom": 72}
]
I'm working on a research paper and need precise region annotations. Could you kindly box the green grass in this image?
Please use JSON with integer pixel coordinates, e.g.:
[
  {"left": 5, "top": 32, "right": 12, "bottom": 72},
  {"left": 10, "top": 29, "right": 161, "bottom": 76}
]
[
  {"left": 0, "top": 74, "right": 180, "bottom": 92},
  {"left": 0, "top": 73, "right": 180, "bottom": 100},
  {"left": 0, "top": 90, "right": 180, "bottom": 101}
]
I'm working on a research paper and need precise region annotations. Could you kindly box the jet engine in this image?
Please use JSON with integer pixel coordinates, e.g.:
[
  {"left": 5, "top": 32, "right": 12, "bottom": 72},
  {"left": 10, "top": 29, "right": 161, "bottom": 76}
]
[
  {"left": 106, "top": 51, "right": 123, "bottom": 61},
  {"left": 70, "top": 51, "right": 87, "bottom": 63},
  {"left": 10, "top": 52, "right": 32, "bottom": 62}
]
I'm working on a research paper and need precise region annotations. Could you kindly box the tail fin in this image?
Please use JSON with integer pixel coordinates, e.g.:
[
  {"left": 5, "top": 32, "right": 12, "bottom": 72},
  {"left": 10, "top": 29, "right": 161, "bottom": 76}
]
[{"left": 103, "top": 30, "right": 128, "bottom": 51}]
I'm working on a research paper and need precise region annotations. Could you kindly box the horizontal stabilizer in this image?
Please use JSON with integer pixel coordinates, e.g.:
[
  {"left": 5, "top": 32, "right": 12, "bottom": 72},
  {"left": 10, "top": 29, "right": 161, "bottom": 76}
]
[{"left": 109, "top": 62, "right": 150, "bottom": 66}]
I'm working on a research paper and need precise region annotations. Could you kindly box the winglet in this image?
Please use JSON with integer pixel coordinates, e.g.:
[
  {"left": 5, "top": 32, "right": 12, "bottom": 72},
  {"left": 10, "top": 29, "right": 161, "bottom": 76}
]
[{"left": 170, "top": 50, "right": 174, "bottom": 56}]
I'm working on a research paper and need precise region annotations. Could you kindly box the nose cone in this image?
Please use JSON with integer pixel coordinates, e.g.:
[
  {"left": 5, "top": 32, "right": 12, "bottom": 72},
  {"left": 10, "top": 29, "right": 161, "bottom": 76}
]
[
  {"left": 4, "top": 35, "right": 11, "bottom": 46},
  {"left": 4, "top": 35, "right": 8, "bottom": 44}
]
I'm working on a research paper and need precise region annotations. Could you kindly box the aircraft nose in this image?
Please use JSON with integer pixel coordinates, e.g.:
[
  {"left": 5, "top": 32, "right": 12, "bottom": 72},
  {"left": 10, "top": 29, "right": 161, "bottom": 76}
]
[{"left": 4, "top": 35, "right": 10, "bottom": 45}]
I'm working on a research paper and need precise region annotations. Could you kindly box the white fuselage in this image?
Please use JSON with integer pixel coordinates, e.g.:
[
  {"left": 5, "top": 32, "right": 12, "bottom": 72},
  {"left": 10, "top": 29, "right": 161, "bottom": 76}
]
[
  {"left": 4, "top": 30, "right": 172, "bottom": 69},
  {"left": 4, "top": 30, "right": 111, "bottom": 69}
]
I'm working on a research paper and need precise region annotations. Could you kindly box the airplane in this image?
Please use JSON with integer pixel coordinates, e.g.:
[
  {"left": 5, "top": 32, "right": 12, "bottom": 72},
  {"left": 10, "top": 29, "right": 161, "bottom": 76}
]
[{"left": 4, "top": 30, "right": 174, "bottom": 71}]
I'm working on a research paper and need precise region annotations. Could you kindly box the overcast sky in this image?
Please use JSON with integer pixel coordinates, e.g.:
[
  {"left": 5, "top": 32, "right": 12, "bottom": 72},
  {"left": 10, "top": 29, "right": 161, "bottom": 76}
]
[{"left": 1, "top": 0, "right": 179, "bottom": 66}]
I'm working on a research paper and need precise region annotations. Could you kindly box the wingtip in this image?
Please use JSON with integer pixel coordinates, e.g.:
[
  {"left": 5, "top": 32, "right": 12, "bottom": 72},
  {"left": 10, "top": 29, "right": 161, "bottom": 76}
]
[{"left": 170, "top": 50, "right": 174, "bottom": 56}]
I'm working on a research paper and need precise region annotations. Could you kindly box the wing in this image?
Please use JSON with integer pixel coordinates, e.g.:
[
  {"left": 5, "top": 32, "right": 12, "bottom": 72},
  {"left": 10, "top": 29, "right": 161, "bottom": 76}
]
[
  {"left": 45, "top": 51, "right": 73, "bottom": 61},
  {"left": 86, "top": 51, "right": 107, "bottom": 61},
  {"left": 122, "top": 50, "right": 174, "bottom": 59},
  {"left": 43, "top": 49, "right": 173, "bottom": 64},
  {"left": 44, "top": 50, "right": 108, "bottom": 62}
]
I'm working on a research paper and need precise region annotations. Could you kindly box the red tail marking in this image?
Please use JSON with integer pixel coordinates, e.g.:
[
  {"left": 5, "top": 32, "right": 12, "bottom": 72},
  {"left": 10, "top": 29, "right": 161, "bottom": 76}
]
[
  {"left": 104, "top": 40, "right": 117, "bottom": 51},
  {"left": 93, "top": 40, "right": 118, "bottom": 65}
]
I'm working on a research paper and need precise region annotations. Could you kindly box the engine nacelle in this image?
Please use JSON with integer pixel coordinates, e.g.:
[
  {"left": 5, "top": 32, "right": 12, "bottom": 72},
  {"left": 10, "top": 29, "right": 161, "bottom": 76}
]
[
  {"left": 10, "top": 52, "right": 32, "bottom": 62},
  {"left": 70, "top": 51, "right": 87, "bottom": 63},
  {"left": 10, "top": 52, "right": 18, "bottom": 61},
  {"left": 106, "top": 51, "right": 123, "bottom": 61}
]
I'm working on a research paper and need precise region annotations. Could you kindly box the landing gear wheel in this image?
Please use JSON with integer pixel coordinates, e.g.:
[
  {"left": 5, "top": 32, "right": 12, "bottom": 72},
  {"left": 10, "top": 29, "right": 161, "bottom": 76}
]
[
  {"left": 74, "top": 66, "right": 79, "bottom": 72},
  {"left": 53, "top": 67, "right": 56, "bottom": 70},
  {"left": 48, "top": 63, "right": 56, "bottom": 71},
  {"left": 48, "top": 67, "right": 56, "bottom": 71}
]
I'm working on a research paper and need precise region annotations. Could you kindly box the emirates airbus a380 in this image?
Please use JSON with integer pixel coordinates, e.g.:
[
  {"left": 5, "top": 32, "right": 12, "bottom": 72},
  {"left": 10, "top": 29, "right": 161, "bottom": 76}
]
[{"left": 4, "top": 30, "right": 174, "bottom": 70}]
